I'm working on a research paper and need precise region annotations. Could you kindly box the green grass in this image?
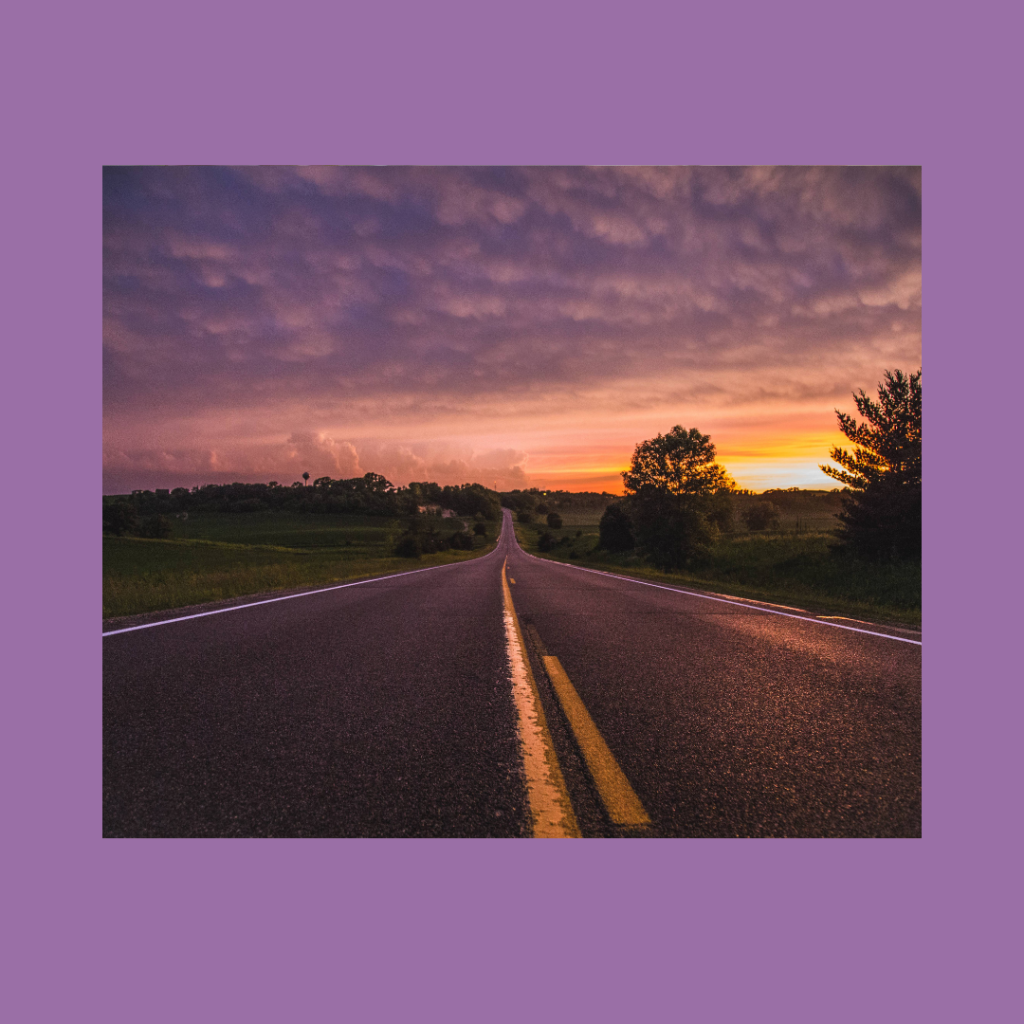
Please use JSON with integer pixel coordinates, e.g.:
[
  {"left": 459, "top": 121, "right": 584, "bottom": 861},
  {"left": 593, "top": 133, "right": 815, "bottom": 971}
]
[
  {"left": 103, "top": 512, "right": 497, "bottom": 618},
  {"left": 514, "top": 518, "right": 921, "bottom": 628}
]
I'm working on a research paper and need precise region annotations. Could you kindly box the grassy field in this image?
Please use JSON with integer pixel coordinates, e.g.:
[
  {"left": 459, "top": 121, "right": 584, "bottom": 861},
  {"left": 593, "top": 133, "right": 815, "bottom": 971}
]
[
  {"left": 514, "top": 508, "right": 921, "bottom": 628},
  {"left": 103, "top": 512, "right": 497, "bottom": 619}
]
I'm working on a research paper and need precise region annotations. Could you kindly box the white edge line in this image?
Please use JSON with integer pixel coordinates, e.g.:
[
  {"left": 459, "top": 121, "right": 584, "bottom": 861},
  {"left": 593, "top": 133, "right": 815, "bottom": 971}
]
[
  {"left": 518, "top": 548, "right": 921, "bottom": 647},
  {"left": 102, "top": 545, "right": 502, "bottom": 637}
]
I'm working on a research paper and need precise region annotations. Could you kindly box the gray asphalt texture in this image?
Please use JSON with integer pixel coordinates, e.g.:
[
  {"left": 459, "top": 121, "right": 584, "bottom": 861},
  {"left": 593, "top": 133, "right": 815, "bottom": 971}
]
[{"left": 104, "top": 511, "right": 920, "bottom": 837}]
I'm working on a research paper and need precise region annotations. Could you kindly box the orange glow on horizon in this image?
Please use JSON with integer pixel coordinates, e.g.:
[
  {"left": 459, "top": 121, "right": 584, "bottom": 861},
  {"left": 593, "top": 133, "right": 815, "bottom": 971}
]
[{"left": 518, "top": 426, "right": 849, "bottom": 494}]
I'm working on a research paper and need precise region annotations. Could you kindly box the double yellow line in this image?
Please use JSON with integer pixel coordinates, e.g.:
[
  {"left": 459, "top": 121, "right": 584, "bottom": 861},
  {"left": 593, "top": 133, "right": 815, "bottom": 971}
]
[{"left": 501, "top": 558, "right": 651, "bottom": 838}]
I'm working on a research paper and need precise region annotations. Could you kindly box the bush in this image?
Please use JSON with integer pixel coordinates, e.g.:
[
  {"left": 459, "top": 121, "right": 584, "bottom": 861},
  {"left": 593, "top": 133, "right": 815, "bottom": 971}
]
[
  {"left": 517, "top": 511, "right": 533, "bottom": 524},
  {"left": 598, "top": 501, "right": 634, "bottom": 552},
  {"left": 546, "top": 512, "right": 563, "bottom": 529},
  {"left": 137, "top": 514, "right": 173, "bottom": 539},
  {"left": 394, "top": 533, "right": 422, "bottom": 558},
  {"left": 537, "top": 531, "right": 557, "bottom": 552},
  {"left": 707, "top": 490, "right": 734, "bottom": 533},
  {"left": 103, "top": 501, "right": 139, "bottom": 537},
  {"left": 473, "top": 522, "right": 488, "bottom": 537},
  {"left": 447, "top": 531, "right": 474, "bottom": 551},
  {"left": 742, "top": 501, "right": 780, "bottom": 532}
]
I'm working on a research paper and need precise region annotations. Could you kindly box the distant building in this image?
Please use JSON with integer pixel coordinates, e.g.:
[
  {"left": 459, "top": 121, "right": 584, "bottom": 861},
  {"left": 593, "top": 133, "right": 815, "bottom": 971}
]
[{"left": 416, "top": 504, "right": 457, "bottom": 518}]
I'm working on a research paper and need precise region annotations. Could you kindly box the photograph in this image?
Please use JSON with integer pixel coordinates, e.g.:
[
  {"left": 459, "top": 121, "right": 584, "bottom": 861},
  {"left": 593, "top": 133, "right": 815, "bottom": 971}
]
[{"left": 103, "top": 165, "right": 922, "bottom": 838}]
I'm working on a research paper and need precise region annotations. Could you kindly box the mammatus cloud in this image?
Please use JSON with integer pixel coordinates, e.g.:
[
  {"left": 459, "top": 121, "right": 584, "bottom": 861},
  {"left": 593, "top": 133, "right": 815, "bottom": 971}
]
[{"left": 103, "top": 166, "right": 920, "bottom": 492}]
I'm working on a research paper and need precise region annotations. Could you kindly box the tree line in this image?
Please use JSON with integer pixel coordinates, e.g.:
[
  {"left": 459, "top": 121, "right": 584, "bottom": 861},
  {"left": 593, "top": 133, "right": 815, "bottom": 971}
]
[{"left": 103, "top": 474, "right": 506, "bottom": 538}]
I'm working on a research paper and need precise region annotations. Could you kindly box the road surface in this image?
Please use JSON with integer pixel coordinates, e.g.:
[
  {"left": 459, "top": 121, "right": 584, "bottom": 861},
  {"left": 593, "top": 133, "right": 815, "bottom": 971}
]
[{"left": 104, "top": 511, "right": 920, "bottom": 837}]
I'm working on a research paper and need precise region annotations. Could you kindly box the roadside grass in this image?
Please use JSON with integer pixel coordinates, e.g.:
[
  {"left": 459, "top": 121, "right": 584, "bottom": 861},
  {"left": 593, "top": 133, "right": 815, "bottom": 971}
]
[
  {"left": 104, "top": 512, "right": 497, "bottom": 618},
  {"left": 514, "top": 517, "right": 921, "bottom": 628}
]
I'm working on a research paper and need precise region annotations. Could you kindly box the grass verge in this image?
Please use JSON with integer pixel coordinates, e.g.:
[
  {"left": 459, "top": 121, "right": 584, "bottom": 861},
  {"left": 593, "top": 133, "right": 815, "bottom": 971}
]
[
  {"left": 514, "top": 521, "right": 921, "bottom": 628},
  {"left": 103, "top": 512, "right": 497, "bottom": 618}
]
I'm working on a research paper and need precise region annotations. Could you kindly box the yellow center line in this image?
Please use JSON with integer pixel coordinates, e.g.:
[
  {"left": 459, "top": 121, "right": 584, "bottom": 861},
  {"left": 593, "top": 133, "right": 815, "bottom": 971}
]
[
  {"left": 541, "top": 656, "right": 651, "bottom": 829},
  {"left": 501, "top": 559, "right": 579, "bottom": 838}
]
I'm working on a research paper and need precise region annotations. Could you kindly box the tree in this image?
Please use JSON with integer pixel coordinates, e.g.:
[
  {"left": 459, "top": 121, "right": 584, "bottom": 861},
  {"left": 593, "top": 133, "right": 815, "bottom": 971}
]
[
  {"left": 820, "top": 369, "right": 921, "bottom": 560},
  {"left": 622, "top": 426, "right": 734, "bottom": 569},
  {"left": 546, "top": 511, "right": 563, "bottom": 529}
]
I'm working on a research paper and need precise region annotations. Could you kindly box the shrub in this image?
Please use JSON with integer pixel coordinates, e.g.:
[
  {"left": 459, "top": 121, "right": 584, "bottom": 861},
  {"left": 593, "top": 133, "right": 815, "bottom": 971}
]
[
  {"left": 103, "top": 500, "right": 139, "bottom": 537},
  {"left": 517, "top": 511, "right": 533, "bottom": 524},
  {"left": 707, "top": 490, "right": 734, "bottom": 533},
  {"left": 447, "top": 531, "right": 474, "bottom": 550},
  {"left": 742, "top": 501, "right": 781, "bottom": 532},
  {"left": 546, "top": 512, "right": 563, "bottom": 529},
  {"left": 537, "top": 531, "right": 556, "bottom": 552},
  {"left": 394, "top": 533, "right": 422, "bottom": 558},
  {"left": 473, "top": 522, "right": 488, "bottom": 537},
  {"left": 137, "top": 515, "right": 173, "bottom": 539},
  {"left": 598, "top": 501, "right": 634, "bottom": 552}
]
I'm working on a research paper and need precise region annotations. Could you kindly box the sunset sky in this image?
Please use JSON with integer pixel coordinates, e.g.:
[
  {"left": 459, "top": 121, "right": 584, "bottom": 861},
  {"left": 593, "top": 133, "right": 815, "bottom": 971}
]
[{"left": 103, "top": 166, "right": 921, "bottom": 495}]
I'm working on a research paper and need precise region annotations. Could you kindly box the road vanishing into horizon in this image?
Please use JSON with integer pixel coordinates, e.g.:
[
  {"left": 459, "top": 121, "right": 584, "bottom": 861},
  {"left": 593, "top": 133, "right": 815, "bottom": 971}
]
[{"left": 104, "top": 510, "right": 921, "bottom": 838}]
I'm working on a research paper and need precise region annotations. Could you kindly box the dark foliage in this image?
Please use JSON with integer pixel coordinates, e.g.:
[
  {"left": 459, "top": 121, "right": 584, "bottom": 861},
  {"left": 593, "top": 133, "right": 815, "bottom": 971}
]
[
  {"left": 499, "top": 488, "right": 617, "bottom": 515},
  {"left": 394, "top": 533, "right": 422, "bottom": 558},
  {"left": 104, "top": 474, "right": 503, "bottom": 529},
  {"left": 598, "top": 501, "right": 635, "bottom": 552},
  {"left": 621, "top": 426, "right": 734, "bottom": 569},
  {"left": 821, "top": 369, "right": 921, "bottom": 561},
  {"left": 137, "top": 515, "right": 173, "bottom": 539},
  {"left": 103, "top": 500, "right": 139, "bottom": 536},
  {"left": 742, "top": 501, "right": 781, "bottom": 532},
  {"left": 706, "top": 490, "right": 735, "bottom": 533},
  {"left": 546, "top": 512, "right": 562, "bottom": 529},
  {"left": 446, "top": 530, "right": 475, "bottom": 551},
  {"left": 393, "top": 511, "right": 476, "bottom": 556},
  {"left": 517, "top": 510, "right": 534, "bottom": 524},
  {"left": 537, "top": 531, "right": 557, "bottom": 552},
  {"left": 627, "top": 488, "right": 719, "bottom": 570}
]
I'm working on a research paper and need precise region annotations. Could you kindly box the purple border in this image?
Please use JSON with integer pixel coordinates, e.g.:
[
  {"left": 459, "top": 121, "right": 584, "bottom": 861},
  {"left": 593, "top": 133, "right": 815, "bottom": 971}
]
[{"left": 7, "top": 2, "right": 1015, "bottom": 1021}]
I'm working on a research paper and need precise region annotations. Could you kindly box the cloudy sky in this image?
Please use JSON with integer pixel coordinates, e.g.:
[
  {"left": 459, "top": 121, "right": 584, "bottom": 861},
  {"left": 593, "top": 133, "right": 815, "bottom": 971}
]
[{"left": 103, "top": 166, "right": 921, "bottom": 494}]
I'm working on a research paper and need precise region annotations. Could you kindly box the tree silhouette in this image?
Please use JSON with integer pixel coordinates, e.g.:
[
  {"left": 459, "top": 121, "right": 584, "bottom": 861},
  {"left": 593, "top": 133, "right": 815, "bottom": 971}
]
[
  {"left": 622, "top": 426, "right": 734, "bottom": 569},
  {"left": 821, "top": 369, "right": 921, "bottom": 560}
]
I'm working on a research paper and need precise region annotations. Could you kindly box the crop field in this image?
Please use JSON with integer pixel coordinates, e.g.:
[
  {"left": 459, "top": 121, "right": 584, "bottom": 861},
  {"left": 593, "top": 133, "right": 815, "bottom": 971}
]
[
  {"left": 514, "top": 503, "right": 920, "bottom": 628},
  {"left": 103, "top": 512, "right": 496, "bottom": 619}
]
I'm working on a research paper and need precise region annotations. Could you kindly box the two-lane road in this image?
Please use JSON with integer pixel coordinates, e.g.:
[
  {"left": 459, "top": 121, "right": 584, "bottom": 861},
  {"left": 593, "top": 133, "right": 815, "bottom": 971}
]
[{"left": 104, "top": 511, "right": 920, "bottom": 837}]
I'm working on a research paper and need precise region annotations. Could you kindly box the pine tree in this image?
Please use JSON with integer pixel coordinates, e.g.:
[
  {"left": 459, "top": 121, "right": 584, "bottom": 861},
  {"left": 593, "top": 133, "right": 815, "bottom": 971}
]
[{"left": 821, "top": 369, "right": 921, "bottom": 560}]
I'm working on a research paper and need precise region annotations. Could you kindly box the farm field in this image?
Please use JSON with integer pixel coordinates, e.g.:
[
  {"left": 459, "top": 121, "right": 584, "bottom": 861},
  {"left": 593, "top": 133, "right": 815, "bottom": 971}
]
[
  {"left": 103, "top": 512, "right": 496, "bottom": 619},
  {"left": 514, "top": 500, "right": 921, "bottom": 628}
]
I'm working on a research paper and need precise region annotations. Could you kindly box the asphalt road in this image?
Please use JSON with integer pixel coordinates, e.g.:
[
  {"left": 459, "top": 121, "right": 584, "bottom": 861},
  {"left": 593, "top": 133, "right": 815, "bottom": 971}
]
[{"left": 104, "top": 511, "right": 921, "bottom": 837}]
